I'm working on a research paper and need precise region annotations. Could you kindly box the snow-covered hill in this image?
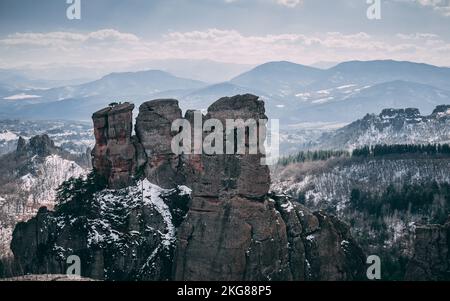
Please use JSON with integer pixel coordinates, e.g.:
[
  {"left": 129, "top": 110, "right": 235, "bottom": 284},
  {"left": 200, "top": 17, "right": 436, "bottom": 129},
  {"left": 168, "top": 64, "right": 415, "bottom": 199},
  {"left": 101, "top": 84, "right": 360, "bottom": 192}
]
[
  {"left": 272, "top": 158, "right": 450, "bottom": 212},
  {"left": 0, "top": 136, "right": 87, "bottom": 258},
  {"left": 271, "top": 155, "right": 450, "bottom": 279},
  {"left": 316, "top": 105, "right": 450, "bottom": 150}
]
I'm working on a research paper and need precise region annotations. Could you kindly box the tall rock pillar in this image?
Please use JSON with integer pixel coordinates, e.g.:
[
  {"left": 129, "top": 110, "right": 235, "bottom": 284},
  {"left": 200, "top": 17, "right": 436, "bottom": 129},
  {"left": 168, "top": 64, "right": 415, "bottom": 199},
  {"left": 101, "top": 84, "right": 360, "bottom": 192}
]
[{"left": 91, "top": 102, "right": 138, "bottom": 189}]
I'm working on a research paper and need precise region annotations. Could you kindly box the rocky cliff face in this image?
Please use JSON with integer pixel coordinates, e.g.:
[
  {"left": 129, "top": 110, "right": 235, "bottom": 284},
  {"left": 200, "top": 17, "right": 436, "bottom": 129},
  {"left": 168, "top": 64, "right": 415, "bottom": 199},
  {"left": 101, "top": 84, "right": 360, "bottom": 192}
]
[
  {"left": 405, "top": 217, "right": 450, "bottom": 280},
  {"left": 273, "top": 195, "right": 365, "bottom": 280},
  {"left": 174, "top": 95, "right": 299, "bottom": 281},
  {"left": 135, "top": 99, "right": 184, "bottom": 188},
  {"left": 92, "top": 103, "right": 142, "bottom": 189},
  {"left": 10, "top": 94, "right": 366, "bottom": 281}
]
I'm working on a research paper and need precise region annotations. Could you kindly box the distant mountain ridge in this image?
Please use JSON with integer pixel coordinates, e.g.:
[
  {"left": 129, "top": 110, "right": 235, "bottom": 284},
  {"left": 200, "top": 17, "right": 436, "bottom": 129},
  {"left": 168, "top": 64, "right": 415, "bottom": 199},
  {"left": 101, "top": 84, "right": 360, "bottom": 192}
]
[
  {"left": 290, "top": 80, "right": 450, "bottom": 123},
  {"left": 231, "top": 61, "right": 323, "bottom": 97},
  {"left": 1, "top": 60, "right": 450, "bottom": 124}
]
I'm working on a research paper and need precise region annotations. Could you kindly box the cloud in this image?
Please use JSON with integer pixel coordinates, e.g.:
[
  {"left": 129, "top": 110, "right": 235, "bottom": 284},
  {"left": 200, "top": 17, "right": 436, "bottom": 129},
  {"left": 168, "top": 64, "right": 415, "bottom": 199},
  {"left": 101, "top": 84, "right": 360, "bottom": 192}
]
[
  {"left": 1, "top": 28, "right": 449, "bottom": 70},
  {"left": 224, "top": 0, "right": 303, "bottom": 7},
  {"left": 394, "top": 0, "right": 450, "bottom": 16},
  {"left": 276, "top": 0, "right": 303, "bottom": 7},
  {"left": 0, "top": 29, "right": 139, "bottom": 47},
  {"left": 418, "top": 0, "right": 450, "bottom": 15},
  {"left": 160, "top": 28, "right": 450, "bottom": 65}
]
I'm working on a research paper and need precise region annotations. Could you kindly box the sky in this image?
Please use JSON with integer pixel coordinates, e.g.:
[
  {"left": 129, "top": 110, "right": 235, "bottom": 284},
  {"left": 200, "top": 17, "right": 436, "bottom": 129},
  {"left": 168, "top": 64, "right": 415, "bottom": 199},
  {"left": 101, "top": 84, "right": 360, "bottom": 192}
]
[{"left": 1, "top": 0, "right": 450, "bottom": 79}]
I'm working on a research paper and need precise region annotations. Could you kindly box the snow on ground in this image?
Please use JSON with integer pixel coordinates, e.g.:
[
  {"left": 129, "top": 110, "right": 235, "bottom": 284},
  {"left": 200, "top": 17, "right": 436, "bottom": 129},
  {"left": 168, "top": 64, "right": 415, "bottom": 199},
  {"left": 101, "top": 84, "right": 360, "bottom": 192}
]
[
  {"left": 280, "top": 200, "right": 294, "bottom": 213},
  {"left": 142, "top": 180, "right": 176, "bottom": 248},
  {"left": 20, "top": 154, "right": 87, "bottom": 204},
  {"left": 87, "top": 179, "right": 191, "bottom": 251},
  {"left": 0, "top": 130, "right": 18, "bottom": 141}
]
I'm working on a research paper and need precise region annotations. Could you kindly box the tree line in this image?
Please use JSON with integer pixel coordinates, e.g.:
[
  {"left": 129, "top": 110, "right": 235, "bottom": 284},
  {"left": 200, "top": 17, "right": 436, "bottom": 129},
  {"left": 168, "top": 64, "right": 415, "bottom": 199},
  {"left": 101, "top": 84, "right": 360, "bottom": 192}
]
[
  {"left": 278, "top": 150, "right": 350, "bottom": 166},
  {"left": 352, "top": 143, "right": 450, "bottom": 157},
  {"left": 350, "top": 182, "right": 450, "bottom": 222}
]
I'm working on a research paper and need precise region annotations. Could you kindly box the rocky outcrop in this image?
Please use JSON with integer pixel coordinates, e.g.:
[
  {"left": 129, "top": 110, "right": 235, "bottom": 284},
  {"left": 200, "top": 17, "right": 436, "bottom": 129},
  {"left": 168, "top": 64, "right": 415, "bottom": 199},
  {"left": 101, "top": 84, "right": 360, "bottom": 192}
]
[
  {"left": 16, "top": 134, "right": 61, "bottom": 158},
  {"left": 11, "top": 94, "right": 366, "bottom": 281},
  {"left": 11, "top": 180, "right": 191, "bottom": 281},
  {"left": 432, "top": 105, "right": 450, "bottom": 116},
  {"left": 92, "top": 103, "right": 142, "bottom": 189},
  {"left": 272, "top": 195, "right": 365, "bottom": 281},
  {"left": 172, "top": 95, "right": 364, "bottom": 281},
  {"left": 173, "top": 95, "right": 289, "bottom": 281},
  {"left": 135, "top": 99, "right": 184, "bottom": 188},
  {"left": 405, "top": 217, "right": 450, "bottom": 280},
  {"left": 174, "top": 196, "right": 291, "bottom": 281}
]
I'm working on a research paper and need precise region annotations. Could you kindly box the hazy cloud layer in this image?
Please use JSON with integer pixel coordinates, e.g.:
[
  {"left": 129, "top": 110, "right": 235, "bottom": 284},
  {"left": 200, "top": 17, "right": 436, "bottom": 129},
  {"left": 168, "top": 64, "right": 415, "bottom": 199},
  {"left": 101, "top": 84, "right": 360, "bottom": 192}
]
[{"left": 1, "top": 28, "right": 450, "bottom": 70}]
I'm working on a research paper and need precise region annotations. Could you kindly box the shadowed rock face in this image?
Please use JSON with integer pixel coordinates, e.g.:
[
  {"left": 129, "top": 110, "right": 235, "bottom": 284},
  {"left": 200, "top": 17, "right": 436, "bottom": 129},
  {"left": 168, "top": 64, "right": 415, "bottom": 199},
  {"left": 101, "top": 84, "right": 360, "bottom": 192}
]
[
  {"left": 432, "top": 105, "right": 450, "bottom": 115},
  {"left": 173, "top": 95, "right": 284, "bottom": 281},
  {"left": 16, "top": 134, "right": 60, "bottom": 158},
  {"left": 174, "top": 196, "right": 291, "bottom": 281},
  {"left": 405, "top": 217, "right": 450, "bottom": 280},
  {"left": 92, "top": 103, "right": 140, "bottom": 189},
  {"left": 135, "top": 99, "right": 184, "bottom": 188}
]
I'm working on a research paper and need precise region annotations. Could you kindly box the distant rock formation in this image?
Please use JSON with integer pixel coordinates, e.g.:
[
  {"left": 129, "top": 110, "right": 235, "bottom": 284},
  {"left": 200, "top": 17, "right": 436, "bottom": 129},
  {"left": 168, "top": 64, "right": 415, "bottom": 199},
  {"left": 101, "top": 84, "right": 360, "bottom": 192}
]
[
  {"left": 405, "top": 217, "right": 450, "bottom": 280},
  {"left": 16, "top": 134, "right": 61, "bottom": 158},
  {"left": 317, "top": 105, "right": 450, "bottom": 150},
  {"left": 15, "top": 134, "right": 91, "bottom": 167},
  {"left": 10, "top": 94, "right": 366, "bottom": 281}
]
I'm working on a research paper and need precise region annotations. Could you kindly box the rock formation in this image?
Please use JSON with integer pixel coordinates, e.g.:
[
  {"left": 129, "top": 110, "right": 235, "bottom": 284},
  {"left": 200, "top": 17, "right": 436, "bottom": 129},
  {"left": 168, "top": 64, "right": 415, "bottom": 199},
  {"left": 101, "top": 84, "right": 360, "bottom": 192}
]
[
  {"left": 173, "top": 95, "right": 287, "bottom": 281},
  {"left": 135, "top": 99, "right": 184, "bottom": 188},
  {"left": 91, "top": 103, "right": 141, "bottom": 189},
  {"left": 10, "top": 94, "right": 366, "bottom": 281},
  {"left": 272, "top": 195, "right": 365, "bottom": 281},
  {"left": 16, "top": 134, "right": 61, "bottom": 158},
  {"left": 405, "top": 217, "right": 450, "bottom": 280}
]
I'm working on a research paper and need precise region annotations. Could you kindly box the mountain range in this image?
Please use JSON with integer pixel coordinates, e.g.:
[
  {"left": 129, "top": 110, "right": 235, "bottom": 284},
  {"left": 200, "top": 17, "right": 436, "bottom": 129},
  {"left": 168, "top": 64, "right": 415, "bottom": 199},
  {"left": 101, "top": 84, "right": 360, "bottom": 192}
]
[{"left": 1, "top": 60, "right": 450, "bottom": 125}]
